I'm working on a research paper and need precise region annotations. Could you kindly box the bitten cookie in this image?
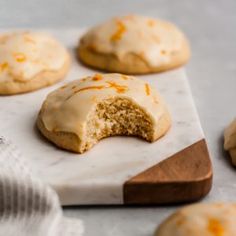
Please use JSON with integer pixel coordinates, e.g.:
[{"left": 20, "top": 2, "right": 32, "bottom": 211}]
[
  {"left": 0, "top": 31, "right": 70, "bottom": 95},
  {"left": 78, "top": 15, "right": 190, "bottom": 74},
  {"left": 224, "top": 118, "right": 236, "bottom": 165},
  {"left": 155, "top": 203, "right": 236, "bottom": 236},
  {"left": 37, "top": 73, "right": 171, "bottom": 153}
]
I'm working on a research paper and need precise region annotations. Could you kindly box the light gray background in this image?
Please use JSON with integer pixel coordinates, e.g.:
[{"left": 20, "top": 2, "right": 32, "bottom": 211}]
[{"left": 1, "top": 0, "right": 235, "bottom": 235}]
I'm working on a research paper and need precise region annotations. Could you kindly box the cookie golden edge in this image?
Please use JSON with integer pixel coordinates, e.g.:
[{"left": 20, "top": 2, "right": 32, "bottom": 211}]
[
  {"left": 230, "top": 148, "right": 236, "bottom": 165},
  {"left": 36, "top": 106, "right": 171, "bottom": 154},
  {"left": 77, "top": 37, "right": 190, "bottom": 75},
  {"left": 224, "top": 118, "right": 236, "bottom": 165},
  {"left": 0, "top": 53, "right": 71, "bottom": 95},
  {"left": 37, "top": 115, "right": 82, "bottom": 153}
]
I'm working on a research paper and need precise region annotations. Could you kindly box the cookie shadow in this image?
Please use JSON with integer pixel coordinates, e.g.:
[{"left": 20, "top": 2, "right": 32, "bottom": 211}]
[
  {"left": 33, "top": 119, "right": 48, "bottom": 143},
  {"left": 71, "top": 46, "right": 103, "bottom": 74}
]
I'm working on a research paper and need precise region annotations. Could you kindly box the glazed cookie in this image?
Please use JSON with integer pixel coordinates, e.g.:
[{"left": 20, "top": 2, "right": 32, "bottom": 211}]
[
  {"left": 155, "top": 203, "right": 236, "bottom": 236},
  {"left": 224, "top": 118, "right": 236, "bottom": 165},
  {"left": 37, "top": 73, "right": 171, "bottom": 153},
  {"left": 0, "top": 31, "right": 70, "bottom": 95},
  {"left": 78, "top": 15, "right": 190, "bottom": 74}
]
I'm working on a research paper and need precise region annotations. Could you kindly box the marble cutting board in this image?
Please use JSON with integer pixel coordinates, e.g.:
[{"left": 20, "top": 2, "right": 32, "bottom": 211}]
[{"left": 0, "top": 29, "right": 212, "bottom": 205}]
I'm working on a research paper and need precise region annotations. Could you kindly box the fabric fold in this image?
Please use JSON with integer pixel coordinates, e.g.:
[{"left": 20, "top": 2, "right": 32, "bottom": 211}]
[{"left": 0, "top": 137, "right": 84, "bottom": 236}]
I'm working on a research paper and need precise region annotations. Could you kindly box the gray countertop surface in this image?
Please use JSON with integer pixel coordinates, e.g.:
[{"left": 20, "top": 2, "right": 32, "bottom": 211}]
[{"left": 1, "top": 0, "right": 236, "bottom": 235}]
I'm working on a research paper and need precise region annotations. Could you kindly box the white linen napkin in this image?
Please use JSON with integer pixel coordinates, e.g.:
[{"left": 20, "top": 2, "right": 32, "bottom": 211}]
[{"left": 0, "top": 136, "right": 84, "bottom": 236}]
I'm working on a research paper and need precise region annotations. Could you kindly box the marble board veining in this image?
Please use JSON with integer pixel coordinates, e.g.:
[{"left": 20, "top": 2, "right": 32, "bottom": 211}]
[{"left": 0, "top": 29, "right": 204, "bottom": 205}]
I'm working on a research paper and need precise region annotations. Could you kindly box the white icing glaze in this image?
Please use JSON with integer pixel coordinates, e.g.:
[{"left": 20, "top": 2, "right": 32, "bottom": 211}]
[
  {"left": 80, "top": 15, "right": 187, "bottom": 67},
  {"left": 41, "top": 73, "right": 169, "bottom": 139},
  {"left": 0, "top": 32, "right": 69, "bottom": 82}
]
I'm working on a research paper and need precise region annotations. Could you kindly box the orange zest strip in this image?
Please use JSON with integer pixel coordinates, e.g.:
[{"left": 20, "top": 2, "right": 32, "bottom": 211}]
[
  {"left": 106, "top": 81, "right": 128, "bottom": 93},
  {"left": 0, "top": 62, "right": 9, "bottom": 72},
  {"left": 14, "top": 53, "right": 26, "bottom": 63},
  {"left": 92, "top": 74, "right": 103, "bottom": 81},
  {"left": 110, "top": 20, "right": 126, "bottom": 41},
  {"left": 66, "top": 85, "right": 105, "bottom": 100},
  {"left": 66, "top": 81, "right": 128, "bottom": 101},
  {"left": 145, "top": 83, "right": 150, "bottom": 96},
  {"left": 75, "top": 85, "right": 104, "bottom": 93},
  {"left": 207, "top": 218, "right": 224, "bottom": 236}
]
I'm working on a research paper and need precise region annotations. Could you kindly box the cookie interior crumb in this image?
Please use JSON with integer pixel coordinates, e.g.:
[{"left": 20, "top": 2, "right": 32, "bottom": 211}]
[{"left": 81, "top": 97, "right": 153, "bottom": 152}]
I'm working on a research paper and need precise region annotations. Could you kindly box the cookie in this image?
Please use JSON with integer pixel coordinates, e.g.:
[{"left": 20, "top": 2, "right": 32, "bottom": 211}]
[
  {"left": 78, "top": 15, "right": 190, "bottom": 74},
  {"left": 37, "top": 73, "right": 171, "bottom": 153},
  {"left": 224, "top": 118, "right": 236, "bottom": 165},
  {"left": 0, "top": 31, "right": 70, "bottom": 95},
  {"left": 155, "top": 203, "right": 236, "bottom": 236}
]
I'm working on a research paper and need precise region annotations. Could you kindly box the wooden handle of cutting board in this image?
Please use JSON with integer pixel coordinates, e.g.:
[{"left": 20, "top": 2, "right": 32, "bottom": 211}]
[{"left": 123, "top": 139, "right": 213, "bottom": 204}]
